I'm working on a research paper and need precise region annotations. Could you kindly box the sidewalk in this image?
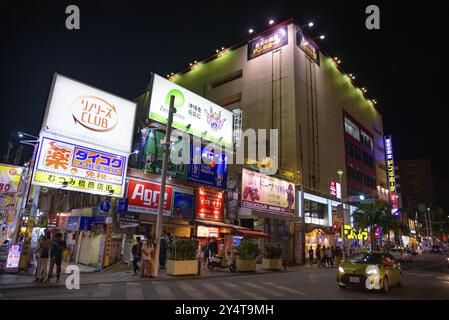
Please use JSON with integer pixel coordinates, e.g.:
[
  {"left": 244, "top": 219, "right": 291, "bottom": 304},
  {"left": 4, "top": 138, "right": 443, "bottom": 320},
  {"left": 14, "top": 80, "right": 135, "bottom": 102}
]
[{"left": 0, "top": 262, "right": 306, "bottom": 291}]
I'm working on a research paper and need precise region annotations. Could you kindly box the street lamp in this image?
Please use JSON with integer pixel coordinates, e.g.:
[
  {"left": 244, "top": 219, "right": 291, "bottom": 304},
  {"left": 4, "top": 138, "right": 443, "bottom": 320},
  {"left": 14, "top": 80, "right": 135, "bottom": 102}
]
[
  {"left": 269, "top": 19, "right": 275, "bottom": 25},
  {"left": 248, "top": 28, "right": 254, "bottom": 34}
]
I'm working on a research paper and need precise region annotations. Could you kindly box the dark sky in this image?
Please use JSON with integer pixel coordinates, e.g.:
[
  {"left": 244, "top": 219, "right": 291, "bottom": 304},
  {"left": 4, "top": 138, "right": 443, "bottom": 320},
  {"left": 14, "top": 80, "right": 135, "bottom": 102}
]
[{"left": 1, "top": 0, "right": 448, "bottom": 185}]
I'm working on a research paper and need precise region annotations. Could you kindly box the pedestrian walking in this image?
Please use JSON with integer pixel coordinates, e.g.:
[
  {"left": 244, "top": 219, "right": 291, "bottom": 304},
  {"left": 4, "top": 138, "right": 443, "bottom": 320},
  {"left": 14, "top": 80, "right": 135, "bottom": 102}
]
[
  {"left": 308, "top": 246, "right": 314, "bottom": 265},
  {"left": 140, "top": 237, "right": 154, "bottom": 278},
  {"left": 325, "top": 246, "right": 333, "bottom": 267},
  {"left": 335, "top": 246, "right": 343, "bottom": 265},
  {"left": 315, "top": 245, "right": 321, "bottom": 267},
  {"left": 34, "top": 232, "right": 52, "bottom": 283},
  {"left": 209, "top": 238, "right": 218, "bottom": 257},
  {"left": 47, "top": 233, "right": 67, "bottom": 283},
  {"left": 132, "top": 236, "right": 143, "bottom": 275},
  {"left": 320, "top": 245, "right": 326, "bottom": 268},
  {"left": 331, "top": 246, "right": 336, "bottom": 266},
  {"left": 159, "top": 232, "right": 168, "bottom": 269},
  {"left": 203, "top": 238, "right": 210, "bottom": 266}
]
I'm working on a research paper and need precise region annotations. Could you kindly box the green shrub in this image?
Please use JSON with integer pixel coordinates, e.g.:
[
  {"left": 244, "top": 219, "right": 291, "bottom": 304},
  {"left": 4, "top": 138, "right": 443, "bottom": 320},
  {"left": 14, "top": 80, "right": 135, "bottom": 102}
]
[
  {"left": 264, "top": 244, "right": 282, "bottom": 259},
  {"left": 237, "top": 239, "right": 260, "bottom": 260},
  {"left": 168, "top": 239, "right": 197, "bottom": 261}
]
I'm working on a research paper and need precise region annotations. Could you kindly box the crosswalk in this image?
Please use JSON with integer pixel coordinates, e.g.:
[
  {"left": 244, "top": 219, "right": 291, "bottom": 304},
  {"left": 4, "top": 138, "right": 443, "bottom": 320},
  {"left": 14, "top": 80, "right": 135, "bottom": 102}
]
[{"left": 1, "top": 279, "right": 317, "bottom": 300}]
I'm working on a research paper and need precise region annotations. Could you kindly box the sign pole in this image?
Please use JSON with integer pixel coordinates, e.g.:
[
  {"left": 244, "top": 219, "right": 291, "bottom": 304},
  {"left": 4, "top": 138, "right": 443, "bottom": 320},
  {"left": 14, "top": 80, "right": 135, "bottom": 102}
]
[{"left": 153, "top": 95, "right": 176, "bottom": 277}]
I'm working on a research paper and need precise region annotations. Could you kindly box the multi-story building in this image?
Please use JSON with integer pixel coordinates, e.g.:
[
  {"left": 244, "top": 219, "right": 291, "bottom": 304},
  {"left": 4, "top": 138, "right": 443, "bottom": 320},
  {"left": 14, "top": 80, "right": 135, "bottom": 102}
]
[
  {"left": 396, "top": 158, "right": 435, "bottom": 210},
  {"left": 152, "top": 18, "right": 388, "bottom": 263}
]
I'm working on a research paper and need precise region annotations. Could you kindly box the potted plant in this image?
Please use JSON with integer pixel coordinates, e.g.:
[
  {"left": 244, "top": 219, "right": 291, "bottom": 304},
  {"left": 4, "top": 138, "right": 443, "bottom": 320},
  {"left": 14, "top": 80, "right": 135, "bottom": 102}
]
[
  {"left": 262, "top": 244, "right": 283, "bottom": 270},
  {"left": 236, "top": 239, "right": 260, "bottom": 272},
  {"left": 166, "top": 238, "right": 198, "bottom": 276}
]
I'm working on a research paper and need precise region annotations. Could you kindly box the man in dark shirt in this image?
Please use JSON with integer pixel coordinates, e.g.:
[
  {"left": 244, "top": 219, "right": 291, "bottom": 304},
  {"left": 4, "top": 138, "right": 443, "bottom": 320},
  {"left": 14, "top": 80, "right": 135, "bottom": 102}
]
[{"left": 47, "top": 233, "right": 67, "bottom": 282}]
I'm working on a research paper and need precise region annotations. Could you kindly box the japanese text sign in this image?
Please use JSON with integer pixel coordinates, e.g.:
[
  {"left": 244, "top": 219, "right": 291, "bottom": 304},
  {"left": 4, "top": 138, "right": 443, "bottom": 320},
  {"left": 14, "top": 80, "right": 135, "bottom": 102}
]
[
  {"left": 296, "top": 27, "right": 320, "bottom": 65},
  {"left": 0, "top": 164, "right": 23, "bottom": 195},
  {"left": 247, "top": 26, "right": 288, "bottom": 60},
  {"left": 196, "top": 187, "right": 224, "bottom": 221},
  {"left": 241, "top": 168, "right": 295, "bottom": 214},
  {"left": 32, "top": 136, "right": 127, "bottom": 197}
]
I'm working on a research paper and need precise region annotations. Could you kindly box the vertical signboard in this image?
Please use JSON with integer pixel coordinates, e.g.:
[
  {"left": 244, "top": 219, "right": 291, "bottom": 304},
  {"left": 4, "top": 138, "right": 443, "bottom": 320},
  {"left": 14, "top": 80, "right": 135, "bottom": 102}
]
[
  {"left": 196, "top": 187, "right": 224, "bottom": 222},
  {"left": 296, "top": 27, "right": 320, "bottom": 65},
  {"left": 384, "top": 135, "right": 399, "bottom": 216}
]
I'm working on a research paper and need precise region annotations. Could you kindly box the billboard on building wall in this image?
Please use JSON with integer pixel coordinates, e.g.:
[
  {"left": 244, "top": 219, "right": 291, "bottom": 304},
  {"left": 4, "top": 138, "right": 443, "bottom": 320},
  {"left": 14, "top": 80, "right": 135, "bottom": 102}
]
[
  {"left": 241, "top": 168, "right": 295, "bottom": 214},
  {"left": 296, "top": 27, "right": 320, "bottom": 65},
  {"left": 127, "top": 178, "right": 173, "bottom": 216},
  {"left": 32, "top": 135, "right": 127, "bottom": 197},
  {"left": 196, "top": 187, "right": 224, "bottom": 221},
  {"left": 0, "top": 164, "right": 23, "bottom": 195},
  {"left": 384, "top": 135, "right": 399, "bottom": 216},
  {"left": 41, "top": 73, "right": 137, "bottom": 153},
  {"left": 247, "top": 26, "right": 288, "bottom": 60},
  {"left": 148, "top": 74, "right": 233, "bottom": 148},
  {"left": 188, "top": 144, "right": 228, "bottom": 189}
]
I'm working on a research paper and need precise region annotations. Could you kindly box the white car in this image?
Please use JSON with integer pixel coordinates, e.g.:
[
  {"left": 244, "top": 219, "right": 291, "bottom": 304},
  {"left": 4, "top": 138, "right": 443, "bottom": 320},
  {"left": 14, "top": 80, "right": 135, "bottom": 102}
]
[{"left": 389, "top": 248, "right": 412, "bottom": 262}]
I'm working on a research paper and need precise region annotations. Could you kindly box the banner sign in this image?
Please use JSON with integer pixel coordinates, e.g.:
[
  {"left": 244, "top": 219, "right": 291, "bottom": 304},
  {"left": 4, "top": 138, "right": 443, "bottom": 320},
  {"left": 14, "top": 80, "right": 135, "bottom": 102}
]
[
  {"left": 148, "top": 74, "right": 233, "bottom": 148},
  {"left": 329, "top": 180, "right": 337, "bottom": 198},
  {"left": 41, "top": 73, "right": 137, "bottom": 153},
  {"left": 343, "top": 225, "right": 368, "bottom": 240},
  {"left": 241, "top": 168, "right": 295, "bottom": 214},
  {"left": 196, "top": 187, "right": 224, "bottom": 221},
  {"left": 127, "top": 178, "right": 173, "bottom": 216},
  {"left": 173, "top": 191, "right": 194, "bottom": 219},
  {"left": 32, "top": 136, "right": 127, "bottom": 197},
  {"left": 6, "top": 244, "right": 21, "bottom": 270},
  {"left": 197, "top": 226, "right": 219, "bottom": 238},
  {"left": 119, "top": 212, "right": 140, "bottom": 223},
  {"left": 296, "top": 28, "right": 320, "bottom": 65},
  {"left": 0, "top": 164, "right": 23, "bottom": 195},
  {"left": 188, "top": 145, "right": 228, "bottom": 189},
  {"left": 247, "top": 26, "right": 288, "bottom": 60}
]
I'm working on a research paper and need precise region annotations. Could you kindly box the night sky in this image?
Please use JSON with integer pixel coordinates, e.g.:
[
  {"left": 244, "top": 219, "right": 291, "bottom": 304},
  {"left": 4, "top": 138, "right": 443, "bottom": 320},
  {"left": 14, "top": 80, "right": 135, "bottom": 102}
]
[{"left": 1, "top": 1, "right": 448, "bottom": 186}]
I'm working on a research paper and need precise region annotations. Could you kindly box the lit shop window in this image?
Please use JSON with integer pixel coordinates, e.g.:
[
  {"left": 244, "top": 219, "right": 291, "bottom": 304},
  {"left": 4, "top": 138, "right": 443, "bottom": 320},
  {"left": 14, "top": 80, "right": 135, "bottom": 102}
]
[{"left": 344, "top": 117, "right": 360, "bottom": 141}]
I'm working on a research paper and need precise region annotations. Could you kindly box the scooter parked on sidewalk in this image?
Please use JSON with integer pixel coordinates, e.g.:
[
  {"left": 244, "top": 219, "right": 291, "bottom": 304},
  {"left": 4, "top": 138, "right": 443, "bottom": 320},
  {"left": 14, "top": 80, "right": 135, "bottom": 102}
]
[{"left": 207, "top": 253, "right": 236, "bottom": 273}]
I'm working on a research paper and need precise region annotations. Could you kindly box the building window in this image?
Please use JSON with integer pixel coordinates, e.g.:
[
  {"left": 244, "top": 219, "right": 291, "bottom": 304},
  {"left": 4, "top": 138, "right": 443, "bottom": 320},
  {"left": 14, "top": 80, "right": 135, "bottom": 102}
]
[
  {"left": 347, "top": 141, "right": 361, "bottom": 160},
  {"left": 344, "top": 117, "right": 360, "bottom": 141},
  {"left": 360, "top": 131, "right": 373, "bottom": 151},
  {"left": 364, "top": 175, "right": 376, "bottom": 189},
  {"left": 304, "top": 200, "right": 326, "bottom": 220},
  {"left": 348, "top": 165, "right": 363, "bottom": 184},
  {"left": 362, "top": 151, "right": 374, "bottom": 168},
  {"left": 210, "top": 70, "right": 243, "bottom": 89}
]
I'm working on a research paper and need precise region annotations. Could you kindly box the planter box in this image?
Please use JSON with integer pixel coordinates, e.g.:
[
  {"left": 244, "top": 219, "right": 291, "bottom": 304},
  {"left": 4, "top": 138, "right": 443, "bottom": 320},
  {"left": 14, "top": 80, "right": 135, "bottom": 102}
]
[
  {"left": 262, "top": 258, "right": 282, "bottom": 270},
  {"left": 236, "top": 258, "right": 256, "bottom": 272},
  {"left": 166, "top": 260, "right": 198, "bottom": 276}
]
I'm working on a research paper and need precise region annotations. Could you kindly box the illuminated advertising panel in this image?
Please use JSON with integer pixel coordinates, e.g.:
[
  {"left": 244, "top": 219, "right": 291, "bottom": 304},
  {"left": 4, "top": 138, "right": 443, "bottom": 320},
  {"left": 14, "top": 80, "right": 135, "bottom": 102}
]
[
  {"left": 188, "top": 144, "right": 228, "bottom": 189},
  {"left": 197, "top": 226, "right": 219, "bottom": 238},
  {"left": 343, "top": 225, "right": 368, "bottom": 240},
  {"left": 32, "top": 135, "right": 127, "bottom": 197},
  {"left": 127, "top": 178, "right": 173, "bottom": 216},
  {"left": 196, "top": 187, "right": 224, "bottom": 221},
  {"left": 0, "top": 164, "right": 23, "bottom": 195},
  {"left": 41, "top": 73, "right": 137, "bottom": 153},
  {"left": 247, "top": 26, "right": 288, "bottom": 60},
  {"left": 241, "top": 168, "right": 295, "bottom": 214},
  {"left": 329, "top": 180, "right": 337, "bottom": 198},
  {"left": 148, "top": 74, "right": 233, "bottom": 148},
  {"left": 385, "top": 135, "right": 399, "bottom": 216},
  {"left": 296, "top": 27, "right": 320, "bottom": 65}
]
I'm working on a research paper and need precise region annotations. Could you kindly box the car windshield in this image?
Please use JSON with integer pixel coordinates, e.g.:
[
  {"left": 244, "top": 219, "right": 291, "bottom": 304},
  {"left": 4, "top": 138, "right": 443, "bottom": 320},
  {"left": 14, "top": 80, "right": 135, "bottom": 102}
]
[{"left": 348, "top": 253, "right": 382, "bottom": 264}]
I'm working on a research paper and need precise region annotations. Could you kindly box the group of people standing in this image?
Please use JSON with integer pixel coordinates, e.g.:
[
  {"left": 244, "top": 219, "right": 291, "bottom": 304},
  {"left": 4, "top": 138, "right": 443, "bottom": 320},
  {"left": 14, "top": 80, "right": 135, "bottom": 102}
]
[
  {"left": 200, "top": 237, "right": 220, "bottom": 266},
  {"left": 131, "top": 232, "right": 172, "bottom": 278},
  {"left": 35, "top": 231, "right": 67, "bottom": 283},
  {"left": 308, "top": 244, "right": 344, "bottom": 268}
]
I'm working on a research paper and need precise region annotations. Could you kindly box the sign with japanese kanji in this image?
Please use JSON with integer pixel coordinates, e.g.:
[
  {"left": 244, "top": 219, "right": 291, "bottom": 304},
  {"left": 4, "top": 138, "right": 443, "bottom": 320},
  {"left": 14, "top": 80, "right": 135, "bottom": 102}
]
[
  {"left": 241, "top": 168, "right": 295, "bottom": 214},
  {"left": 196, "top": 187, "right": 224, "bottom": 221},
  {"left": 31, "top": 136, "right": 127, "bottom": 197},
  {"left": 0, "top": 164, "right": 23, "bottom": 195}
]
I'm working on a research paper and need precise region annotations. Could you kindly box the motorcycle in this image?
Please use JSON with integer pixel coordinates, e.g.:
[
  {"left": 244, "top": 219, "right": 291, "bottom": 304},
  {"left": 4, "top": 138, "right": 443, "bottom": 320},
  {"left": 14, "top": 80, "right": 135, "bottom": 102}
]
[{"left": 207, "top": 253, "right": 237, "bottom": 273}]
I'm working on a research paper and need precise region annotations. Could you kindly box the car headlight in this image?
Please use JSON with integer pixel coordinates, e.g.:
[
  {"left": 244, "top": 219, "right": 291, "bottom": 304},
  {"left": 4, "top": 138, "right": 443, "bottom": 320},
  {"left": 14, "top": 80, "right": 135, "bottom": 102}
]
[
  {"left": 338, "top": 266, "right": 345, "bottom": 273},
  {"left": 365, "top": 265, "right": 379, "bottom": 276}
]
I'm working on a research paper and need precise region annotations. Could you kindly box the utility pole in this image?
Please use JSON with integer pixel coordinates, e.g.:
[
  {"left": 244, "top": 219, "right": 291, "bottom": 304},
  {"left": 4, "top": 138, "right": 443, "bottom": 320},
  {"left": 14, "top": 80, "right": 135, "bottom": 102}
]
[
  {"left": 427, "top": 208, "right": 433, "bottom": 246},
  {"left": 337, "top": 170, "right": 345, "bottom": 257},
  {"left": 298, "top": 125, "right": 305, "bottom": 265},
  {"left": 153, "top": 95, "right": 176, "bottom": 277}
]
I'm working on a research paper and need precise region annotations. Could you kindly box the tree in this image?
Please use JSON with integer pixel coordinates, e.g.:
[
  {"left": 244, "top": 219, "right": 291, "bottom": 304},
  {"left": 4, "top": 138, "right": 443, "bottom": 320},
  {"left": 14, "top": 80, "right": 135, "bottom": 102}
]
[{"left": 353, "top": 200, "right": 409, "bottom": 250}]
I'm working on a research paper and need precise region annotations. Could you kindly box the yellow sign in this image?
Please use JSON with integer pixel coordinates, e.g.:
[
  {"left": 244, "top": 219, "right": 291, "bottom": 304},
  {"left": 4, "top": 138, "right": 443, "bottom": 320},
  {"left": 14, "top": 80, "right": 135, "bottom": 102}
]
[
  {"left": 344, "top": 225, "right": 368, "bottom": 240},
  {"left": 279, "top": 170, "right": 294, "bottom": 180},
  {"left": 33, "top": 171, "right": 123, "bottom": 197},
  {"left": 0, "top": 164, "right": 23, "bottom": 194}
]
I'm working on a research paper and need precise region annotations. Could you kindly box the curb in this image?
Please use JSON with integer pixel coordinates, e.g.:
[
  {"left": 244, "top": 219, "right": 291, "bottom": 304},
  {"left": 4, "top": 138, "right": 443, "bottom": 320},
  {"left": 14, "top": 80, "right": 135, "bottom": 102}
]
[{"left": 0, "top": 267, "right": 307, "bottom": 291}]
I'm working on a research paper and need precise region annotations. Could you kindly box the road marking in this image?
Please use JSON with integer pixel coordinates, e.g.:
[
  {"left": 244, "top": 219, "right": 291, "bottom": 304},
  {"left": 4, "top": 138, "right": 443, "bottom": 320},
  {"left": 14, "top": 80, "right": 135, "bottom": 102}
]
[
  {"left": 126, "top": 283, "right": 144, "bottom": 300},
  {"left": 179, "top": 282, "right": 208, "bottom": 300},
  {"left": 242, "top": 282, "right": 284, "bottom": 297},
  {"left": 262, "top": 282, "right": 314, "bottom": 298},
  {"left": 154, "top": 282, "right": 176, "bottom": 300},
  {"left": 92, "top": 283, "right": 112, "bottom": 298},
  {"left": 201, "top": 283, "right": 236, "bottom": 300},
  {"left": 222, "top": 282, "right": 268, "bottom": 300},
  {"left": 309, "top": 275, "right": 317, "bottom": 283}
]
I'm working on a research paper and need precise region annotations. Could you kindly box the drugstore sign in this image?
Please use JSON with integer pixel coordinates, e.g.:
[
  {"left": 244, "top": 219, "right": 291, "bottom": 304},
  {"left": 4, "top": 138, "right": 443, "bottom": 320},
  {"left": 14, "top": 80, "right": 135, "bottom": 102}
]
[{"left": 32, "top": 135, "right": 127, "bottom": 197}]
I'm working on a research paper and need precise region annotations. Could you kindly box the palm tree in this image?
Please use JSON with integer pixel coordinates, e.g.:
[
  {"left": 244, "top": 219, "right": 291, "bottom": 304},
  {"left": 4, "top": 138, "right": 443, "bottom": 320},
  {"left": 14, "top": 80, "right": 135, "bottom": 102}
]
[{"left": 353, "top": 200, "right": 410, "bottom": 250}]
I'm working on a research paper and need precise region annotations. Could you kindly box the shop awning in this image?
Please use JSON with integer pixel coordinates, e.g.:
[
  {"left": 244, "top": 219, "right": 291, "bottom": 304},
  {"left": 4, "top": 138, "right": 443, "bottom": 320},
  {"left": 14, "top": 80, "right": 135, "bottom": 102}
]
[
  {"left": 195, "top": 219, "right": 239, "bottom": 229},
  {"left": 233, "top": 228, "right": 271, "bottom": 238}
]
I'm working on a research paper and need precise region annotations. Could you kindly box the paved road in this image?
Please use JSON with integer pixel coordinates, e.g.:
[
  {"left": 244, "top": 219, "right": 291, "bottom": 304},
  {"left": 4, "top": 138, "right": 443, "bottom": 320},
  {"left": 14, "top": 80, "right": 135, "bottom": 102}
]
[{"left": 0, "top": 253, "right": 447, "bottom": 300}]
